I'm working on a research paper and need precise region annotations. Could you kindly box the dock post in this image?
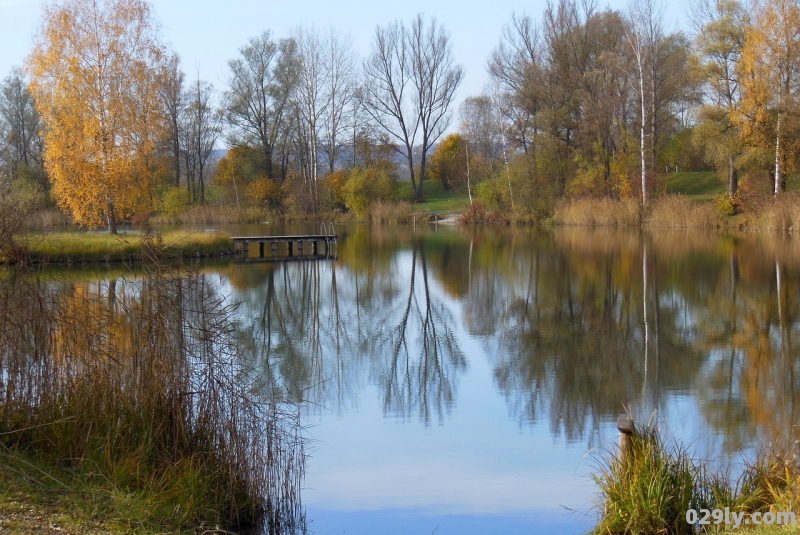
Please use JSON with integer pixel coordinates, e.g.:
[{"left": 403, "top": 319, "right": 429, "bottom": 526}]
[
  {"left": 271, "top": 241, "right": 277, "bottom": 257},
  {"left": 288, "top": 241, "right": 294, "bottom": 257},
  {"left": 243, "top": 240, "right": 249, "bottom": 260},
  {"left": 259, "top": 242, "right": 265, "bottom": 258},
  {"left": 313, "top": 240, "right": 318, "bottom": 255},
  {"left": 298, "top": 240, "right": 304, "bottom": 255},
  {"left": 617, "top": 414, "right": 635, "bottom": 464}
]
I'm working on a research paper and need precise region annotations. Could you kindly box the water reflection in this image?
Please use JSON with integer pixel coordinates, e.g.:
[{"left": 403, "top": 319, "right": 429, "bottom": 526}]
[
  {"left": 226, "top": 231, "right": 466, "bottom": 425},
  {"left": 16, "top": 226, "right": 800, "bottom": 533},
  {"left": 221, "top": 226, "right": 800, "bottom": 457}
]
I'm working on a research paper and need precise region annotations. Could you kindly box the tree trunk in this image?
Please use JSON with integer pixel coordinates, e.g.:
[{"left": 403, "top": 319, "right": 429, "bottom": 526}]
[
  {"left": 406, "top": 148, "right": 418, "bottom": 200},
  {"left": 107, "top": 201, "right": 118, "bottom": 235},
  {"left": 775, "top": 112, "right": 781, "bottom": 196},
  {"left": 728, "top": 156, "right": 738, "bottom": 198}
]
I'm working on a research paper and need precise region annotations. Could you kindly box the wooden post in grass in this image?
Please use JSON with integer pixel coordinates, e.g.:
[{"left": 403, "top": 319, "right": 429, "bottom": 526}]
[{"left": 617, "top": 414, "right": 635, "bottom": 463}]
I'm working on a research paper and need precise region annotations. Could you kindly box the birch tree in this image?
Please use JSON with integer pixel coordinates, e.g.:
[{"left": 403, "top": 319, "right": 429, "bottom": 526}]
[
  {"left": 734, "top": 0, "right": 800, "bottom": 194},
  {"left": 27, "top": 0, "right": 170, "bottom": 233}
]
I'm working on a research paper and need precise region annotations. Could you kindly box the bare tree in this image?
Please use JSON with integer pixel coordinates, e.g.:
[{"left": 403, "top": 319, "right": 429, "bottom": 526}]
[
  {"left": 363, "top": 14, "right": 463, "bottom": 201},
  {"left": 0, "top": 68, "right": 43, "bottom": 182},
  {"left": 627, "top": 0, "right": 688, "bottom": 204},
  {"left": 293, "top": 26, "right": 327, "bottom": 196},
  {"left": 158, "top": 54, "right": 185, "bottom": 188},
  {"left": 488, "top": 13, "right": 543, "bottom": 155},
  {"left": 292, "top": 27, "right": 357, "bottom": 208},
  {"left": 223, "top": 32, "right": 298, "bottom": 180},
  {"left": 459, "top": 95, "right": 503, "bottom": 171},
  {"left": 181, "top": 78, "right": 222, "bottom": 205},
  {"left": 321, "top": 30, "right": 358, "bottom": 175}
]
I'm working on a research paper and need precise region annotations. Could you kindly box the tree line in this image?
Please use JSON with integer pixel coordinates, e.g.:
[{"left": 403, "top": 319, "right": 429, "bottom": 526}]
[{"left": 0, "top": 0, "right": 795, "bottom": 230}]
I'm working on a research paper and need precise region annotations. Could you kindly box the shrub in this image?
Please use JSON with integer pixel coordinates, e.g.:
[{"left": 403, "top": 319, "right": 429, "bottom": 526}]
[
  {"left": 247, "top": 176, "right": 284, "bottom": 209},
  {"left": 475, "top": 178, "right": 507, "bottom": 212},
  {"left": 160, "top": 185, "right": 191, "bottom": 217},
  {"left": 343, "top": 166, "right": 397, "bottom": 217},
  {"left": 715, "top": 192, "right": 740, "bottom": 216}
]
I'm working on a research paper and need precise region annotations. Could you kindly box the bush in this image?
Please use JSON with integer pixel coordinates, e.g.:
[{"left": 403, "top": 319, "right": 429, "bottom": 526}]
[
  {"left": 343, "top": 166, "right": 397, "bottom": 217},
  {"left": 160, "top": 186, "right": 190, "bottom": 217},
  {"left": 247, "top": 176, "right": 284, "bottom": 209},
  {"left": 475, "top": 178, "right": 507, "bottom": 212},
  {"left": 715, "top": 192, "right": 740, "bottom": 216}
]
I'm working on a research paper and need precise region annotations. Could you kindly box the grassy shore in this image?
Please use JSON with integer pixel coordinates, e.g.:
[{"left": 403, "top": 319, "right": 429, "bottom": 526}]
[
  {"left": 593, "top": 422, "right": 800, "bottom": 535},
  {"left": 397, "top": 180, "right": 472, "bottom": 213},
  {"left": 0, "top": 260, "right": 305, "bottom": 533},
  {"left": 0, "top": 446, "right": 191, "bottom": 535},
  {"left": 8, "top": 230, "right": 235, "bottom": 264}
]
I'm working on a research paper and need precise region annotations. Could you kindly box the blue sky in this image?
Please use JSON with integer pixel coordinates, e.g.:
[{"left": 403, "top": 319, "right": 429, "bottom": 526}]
[{"left": 1, "top": 0, "right": 688, "bottom": 115}]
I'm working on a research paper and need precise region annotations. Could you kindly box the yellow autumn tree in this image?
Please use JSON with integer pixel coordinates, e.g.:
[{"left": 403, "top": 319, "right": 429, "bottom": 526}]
[
  {"left": 733, "top": 0, "right": 800, "bottom": 194},
  {"left": 428, "top": 133, "right": 468, "bottom": 191},
  {"left": 27, "top": 0, "right": 170, "bottom": 232}
]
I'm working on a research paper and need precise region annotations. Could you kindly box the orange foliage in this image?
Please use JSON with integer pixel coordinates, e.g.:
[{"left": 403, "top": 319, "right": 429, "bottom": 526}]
[{"left": 27, "top": 0, "right": 169, "bottom": 231}]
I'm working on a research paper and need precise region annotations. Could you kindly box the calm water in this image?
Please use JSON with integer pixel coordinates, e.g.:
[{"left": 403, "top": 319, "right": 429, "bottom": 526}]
[{"left": 37, "top": 225, "right": 800, "bottom": 533}]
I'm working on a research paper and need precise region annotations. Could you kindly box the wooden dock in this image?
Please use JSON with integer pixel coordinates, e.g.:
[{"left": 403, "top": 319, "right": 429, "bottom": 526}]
[{"left": 232, "top": 225, "right": 338, "bottom": 262}]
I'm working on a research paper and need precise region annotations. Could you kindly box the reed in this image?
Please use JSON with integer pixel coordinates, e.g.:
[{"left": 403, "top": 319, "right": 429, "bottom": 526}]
[
  {"left": 593, "top": 422, "right": 800, "bottom": 535},
  {"left": 646, "top": 195, "right": 722, "bottom": 229},
  {"left": 369, "top": 201, "right": 413, "bottom": 224},
  {"left": 0, "top": 238, "right": 305, "bottom": 532},
  {"left": 553, "top": 198, "right": 642, "bottom": 227},
  {"left": 749, "top": 193, "right": 800, "bottom": 232}
]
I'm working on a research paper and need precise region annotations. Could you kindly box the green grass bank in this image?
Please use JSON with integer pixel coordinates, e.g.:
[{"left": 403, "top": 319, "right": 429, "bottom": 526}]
[{"left": 7, "top": 230, "right": 235, "bottom": 264}]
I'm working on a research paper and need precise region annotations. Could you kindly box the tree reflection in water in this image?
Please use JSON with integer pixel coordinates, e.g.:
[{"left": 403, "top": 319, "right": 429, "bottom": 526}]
[
  {"left": 224, "top": 232, "right": 465, "bottom": 425},
  {"left": 223, "top": 226, "right": 800, "bottom": 457}
]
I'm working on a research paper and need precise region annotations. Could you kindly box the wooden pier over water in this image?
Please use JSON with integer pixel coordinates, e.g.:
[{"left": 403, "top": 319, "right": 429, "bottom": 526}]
[{"left": 232, "top": 224, "right": 338, "bottom": 262}]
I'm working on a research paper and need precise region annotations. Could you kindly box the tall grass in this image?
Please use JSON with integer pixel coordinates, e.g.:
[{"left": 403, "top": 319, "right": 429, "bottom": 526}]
[
  {"left": 369, "top": 201, "right": 413, "bottom": 224},
  {"left": 554, "top": 198, "right": 642, "bottom": 227},
  {"left": 593, "top": 421, "right": 800, "bottom": 535},
  {"left": 748, "top": 192, "right": 800, "bottom": 232},
  {"left": 593, "top": 425, "right": 706, "bottom": 534},
  {"left": 0, "top": 239, "right": 305, "bottom": 532},
  {"left": 646, "top": 195, "right": 722, "bottom": 229}
]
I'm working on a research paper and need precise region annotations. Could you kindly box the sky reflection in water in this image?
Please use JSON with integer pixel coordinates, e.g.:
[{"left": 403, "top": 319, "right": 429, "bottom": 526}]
[{"left": 218, "top": 225, "right": 800, "bottom": 534}]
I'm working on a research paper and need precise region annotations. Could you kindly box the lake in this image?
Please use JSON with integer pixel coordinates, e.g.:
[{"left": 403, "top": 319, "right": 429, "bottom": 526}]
[{"left": 28, "top": 224, "right": 800, "bottom": 534}]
